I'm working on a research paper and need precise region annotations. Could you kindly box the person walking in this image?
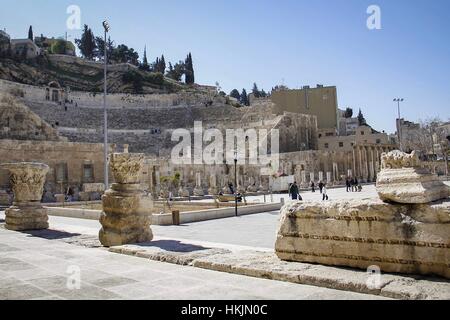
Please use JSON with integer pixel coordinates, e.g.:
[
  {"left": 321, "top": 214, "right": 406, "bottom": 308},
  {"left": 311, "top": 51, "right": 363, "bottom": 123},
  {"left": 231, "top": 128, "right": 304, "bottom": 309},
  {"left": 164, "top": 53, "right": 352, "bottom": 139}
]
[
  {"left": 318, "top": 181, "right": 324, "bottom": 194},
  {"left": 289, "top": 182, "right": 300, "bottom": 200},
  {"left": 311, "top": 181, "right": 315, "bottom": 193},
  {"left": 354, "top": 178, "right": 359, "bottom": 192},
  {"left": 346, "top": 178, "right": 351, "bottom": 192},
  {"left": 322, "top": 184, "right": 329, "bottom": 201}
]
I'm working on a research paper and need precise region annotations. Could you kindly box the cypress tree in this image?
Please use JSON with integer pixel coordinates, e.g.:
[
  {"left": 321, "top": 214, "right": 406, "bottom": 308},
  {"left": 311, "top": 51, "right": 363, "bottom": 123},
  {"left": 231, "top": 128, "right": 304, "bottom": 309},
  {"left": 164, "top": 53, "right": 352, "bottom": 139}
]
[
  {"left": 28, "top": 26, "right": 33, "bottom": 41},
  {"left": 357, "top": 109, "right": 367, "bottom": 126},
  {"left": 240, "top": 89, "right": 249, "bottom": 106},
  {"left": 141, "top": 46, "right": 150, "bottom": 71},
  {"left": 185, "top": 52, "right": 195, "bottom": 84}
]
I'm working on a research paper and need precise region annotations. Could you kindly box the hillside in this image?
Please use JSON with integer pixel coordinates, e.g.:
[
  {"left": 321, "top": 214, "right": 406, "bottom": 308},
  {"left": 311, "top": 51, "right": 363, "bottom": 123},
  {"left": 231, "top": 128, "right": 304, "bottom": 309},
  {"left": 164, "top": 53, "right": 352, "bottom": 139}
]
[
  {"left": 0, "top": 55, "right": 208, "bottom": 95},
  {"left": 0, "top": 94, "right": 62, "bottom": 141}
]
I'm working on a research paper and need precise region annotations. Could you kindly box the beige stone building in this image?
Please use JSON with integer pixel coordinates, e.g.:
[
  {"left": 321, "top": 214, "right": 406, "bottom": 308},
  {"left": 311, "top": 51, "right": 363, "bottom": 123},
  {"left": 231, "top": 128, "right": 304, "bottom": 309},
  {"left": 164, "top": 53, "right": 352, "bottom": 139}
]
[
  {"left": 270, "top": 85, "right": 338, "bottom": 130},
  {"left": 10, "top": 39, "right": 41, "bottom": 59}
]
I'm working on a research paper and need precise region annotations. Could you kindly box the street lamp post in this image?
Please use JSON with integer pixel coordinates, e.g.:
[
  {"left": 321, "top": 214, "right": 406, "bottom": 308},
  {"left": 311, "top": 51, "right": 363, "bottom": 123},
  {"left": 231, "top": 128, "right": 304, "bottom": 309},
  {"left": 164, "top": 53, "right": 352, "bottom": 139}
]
[
  {"left": 393, "top": 98, "right": 404, "bottom": 151},
  {"left": 103, "top": 20, "right": 110, "bottom": 190},
  {"left": 234, "top": 151, "right": 238, "bottom": 217}
]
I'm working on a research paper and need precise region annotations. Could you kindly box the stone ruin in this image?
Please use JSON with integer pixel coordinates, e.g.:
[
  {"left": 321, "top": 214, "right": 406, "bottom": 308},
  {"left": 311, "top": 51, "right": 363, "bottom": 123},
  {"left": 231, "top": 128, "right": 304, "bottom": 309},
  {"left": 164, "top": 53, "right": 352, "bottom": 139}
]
[
  {"left": 275, "top": 150, "right": 450, "bottom": 278},
  {"left": 1, "top": 162, "right": 49, "bottom": 231},
  {"left": 99, "top": 152, "right": 153, "bottom": 247},
  {"left": 377, "top": 150, "right": 449, "bottom": 204}
]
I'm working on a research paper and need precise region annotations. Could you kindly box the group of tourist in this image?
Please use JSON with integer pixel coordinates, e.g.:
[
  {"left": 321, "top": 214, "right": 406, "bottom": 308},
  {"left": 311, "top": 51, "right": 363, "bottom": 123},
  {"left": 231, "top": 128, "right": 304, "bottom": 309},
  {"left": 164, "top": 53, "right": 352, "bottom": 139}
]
[
  {"left": 289, "top": 181, "right": 329, "bottom": 201},
  {"left": 345, "top": 177, "right": 362, "bottom": 192}
]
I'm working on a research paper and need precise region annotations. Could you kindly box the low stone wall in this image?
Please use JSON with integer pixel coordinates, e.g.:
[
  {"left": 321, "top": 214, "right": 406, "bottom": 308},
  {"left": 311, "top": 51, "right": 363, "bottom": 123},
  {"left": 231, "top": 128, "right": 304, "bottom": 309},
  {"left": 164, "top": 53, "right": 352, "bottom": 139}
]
[
  {"left": 46, "top": 202, "right": 282, "bottom": 225},
  {"left": 275, "top": 199, "right": 450, "bottom": 279},
  {"left": 152, "top": 202, "right": 283, "bottom": 225}
]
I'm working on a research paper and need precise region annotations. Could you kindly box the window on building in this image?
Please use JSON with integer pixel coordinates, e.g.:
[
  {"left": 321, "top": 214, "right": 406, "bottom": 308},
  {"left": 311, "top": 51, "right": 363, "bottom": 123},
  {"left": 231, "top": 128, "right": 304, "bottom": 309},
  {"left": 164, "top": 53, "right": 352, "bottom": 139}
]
[
  {"left": 376, "top": 139, "right": 381, "bottom": 144},
  {"left": 83, "top": 164, "right": 94, "bottom": 182},
  {"left": 361, "top": 131, "right": 365, "bottom": 135},
  {"left": 326, "top": 132, "right": 334, "bottom": 137},
  {"left": 318, "top": 134, "right": 322, "bottom": 138},
  {"left": 339, "top": 142, "right": 344, "bottom": 147},
  {"left": 324, "top": 143, "right": 329, "bottom": 149},
  {"left": 55, "top": 163, "right": 68, "bottom": 183}
]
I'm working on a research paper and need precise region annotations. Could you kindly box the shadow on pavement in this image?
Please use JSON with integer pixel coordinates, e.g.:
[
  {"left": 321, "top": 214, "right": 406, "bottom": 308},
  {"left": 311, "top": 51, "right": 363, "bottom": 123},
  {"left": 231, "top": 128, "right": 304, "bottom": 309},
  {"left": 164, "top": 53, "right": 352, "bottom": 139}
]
[
  {"left": 22, "top": 229, "right": 82, "bottom": 240},
  {"left": 136, "top": 240, "right": 211, "bottom": 253}
]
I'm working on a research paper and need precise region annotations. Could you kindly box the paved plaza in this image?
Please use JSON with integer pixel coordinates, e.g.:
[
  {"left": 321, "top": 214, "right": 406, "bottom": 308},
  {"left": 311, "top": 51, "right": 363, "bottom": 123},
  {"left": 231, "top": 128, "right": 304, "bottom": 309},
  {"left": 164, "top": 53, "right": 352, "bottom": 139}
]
[
  {"left": 1, "top": 184, "right": 448, "bottom": 299},
  {"left": 0, "top": 225, "right": 384, "bottom": 300}
]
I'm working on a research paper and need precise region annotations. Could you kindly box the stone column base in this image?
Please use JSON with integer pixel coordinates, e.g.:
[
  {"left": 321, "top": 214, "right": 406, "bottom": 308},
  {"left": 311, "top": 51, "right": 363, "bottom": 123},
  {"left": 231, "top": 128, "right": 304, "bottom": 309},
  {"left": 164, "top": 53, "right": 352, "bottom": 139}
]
[
  {"left": 193, "top": 187, "right": 204, "bottom": 196},
  {"left": 99, "top": 184, "right": 153, "bottom": 247},
  {"left": 5, "top": 203, "right": 49, "bottom": 231},
  {"left": 208, "top": 187, "right": 219, "bottom": 196}
]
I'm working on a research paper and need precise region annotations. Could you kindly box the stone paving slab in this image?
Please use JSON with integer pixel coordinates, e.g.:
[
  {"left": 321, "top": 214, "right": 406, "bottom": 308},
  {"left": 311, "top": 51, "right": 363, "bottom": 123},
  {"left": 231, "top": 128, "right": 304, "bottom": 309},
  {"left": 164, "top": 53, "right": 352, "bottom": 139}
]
[
  {"left": 109, "top": 243, "right": 450, "bottom": 300},
  {"left": 1, "top": 225, "right": 383, "bottom": 300}
]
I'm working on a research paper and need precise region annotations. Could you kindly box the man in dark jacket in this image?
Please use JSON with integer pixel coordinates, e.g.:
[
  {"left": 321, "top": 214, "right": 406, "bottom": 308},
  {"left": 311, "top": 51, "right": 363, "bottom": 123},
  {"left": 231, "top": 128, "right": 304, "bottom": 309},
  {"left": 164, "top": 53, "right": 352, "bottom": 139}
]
[
  {"left": 318, "top": 181, "right": 324, "bottom": 194},
  {"left": 289, "top": 182, "right": 300, "bottom": 200}
]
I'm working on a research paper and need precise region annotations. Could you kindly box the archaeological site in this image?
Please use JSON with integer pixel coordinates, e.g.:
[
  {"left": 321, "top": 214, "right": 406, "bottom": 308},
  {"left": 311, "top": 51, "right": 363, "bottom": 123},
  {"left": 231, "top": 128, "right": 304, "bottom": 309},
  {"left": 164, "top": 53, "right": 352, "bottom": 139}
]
[{"left": 0, "top": 2, "right": 449, "bottom": 305}]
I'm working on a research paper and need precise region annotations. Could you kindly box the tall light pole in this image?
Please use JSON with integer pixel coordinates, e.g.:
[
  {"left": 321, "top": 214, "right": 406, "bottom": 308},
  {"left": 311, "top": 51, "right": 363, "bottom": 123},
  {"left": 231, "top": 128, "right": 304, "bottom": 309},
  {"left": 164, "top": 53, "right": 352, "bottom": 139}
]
[
  {"left": 393, "top": 98, "right": 404, "bottom": 151},
  {"left": 103, "top": 20, "right": 110, "bottom": 190},
  {"left": 234, "top": 150, "right": 238, "bottom": 217}
]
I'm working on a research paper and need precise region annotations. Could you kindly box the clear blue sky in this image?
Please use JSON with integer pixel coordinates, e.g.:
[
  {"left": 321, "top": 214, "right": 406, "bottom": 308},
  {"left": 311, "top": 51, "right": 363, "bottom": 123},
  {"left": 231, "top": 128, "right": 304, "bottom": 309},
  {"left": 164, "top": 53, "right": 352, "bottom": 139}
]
[{"left": 1, "top": 0, "right": 449, "bottom": 133}]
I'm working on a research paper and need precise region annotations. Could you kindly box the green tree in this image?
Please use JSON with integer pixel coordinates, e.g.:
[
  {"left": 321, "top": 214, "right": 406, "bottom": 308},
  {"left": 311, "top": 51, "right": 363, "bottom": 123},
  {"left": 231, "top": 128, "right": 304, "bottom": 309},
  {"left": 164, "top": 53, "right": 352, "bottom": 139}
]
[
  {"left": 28, "top": 26, "right": 33, "bottom": 41},
  {"left": 111, "top": 44, "right": 139, "bottom": 65},
  {"left": 140, "top": 46, "right": 150, "bottom": 71},
  {"left": 230, "top": 89, "right": 241, "bottom": 101},
  {"left": 75, "top": 25, "right": 97, "bottom": 60},
  {"left": 185, "top": 52, "right": 195, "bottom": 84},
  {"left": 95, "top": 36, "right": 115, "bottom": 60},
  {"left": 252, "top": 83, "right": 261, "bottom": 98},
  {"left": 344, "top": 107, "right": 353, "bottom": 118},
  {"left": 357, "top": 109, "right": 367, "bottom": 126},
  {"left": 240, "top": 88, "right": 249, "bottom": 106},
  {"left": 166, "top": 61, "right": 185, "bottom": 81},
  {"left": 50, "top": 39, "right": 69, "bottom": 55}
]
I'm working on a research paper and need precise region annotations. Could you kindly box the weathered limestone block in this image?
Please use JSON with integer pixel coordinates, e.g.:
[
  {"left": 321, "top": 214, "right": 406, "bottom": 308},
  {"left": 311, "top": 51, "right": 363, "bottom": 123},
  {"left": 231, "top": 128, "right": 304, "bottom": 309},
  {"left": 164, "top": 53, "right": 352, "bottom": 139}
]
[
  {"left": 55, "top": 194, "right": 65, "bottom": 203},
  {"left": 79, "top": 191, "right": 90, "bottom": 202},
  {"left": 377, "top": 150, "right": 449, "bottom": 204},
  {"left": 275, "top": 200, "right": 450, "bottom": 278},
  {"left": 0, "top": 163, "right": 49, "bottom": 231},
  {"left": 99, "top": 153, "right": 153, "bottom": 247},
  {"left": 178, "top": 185, "right": 190, "bottom": 197},
  {"left": 82, "top": 183, "right": 105, "bottom": 193}
]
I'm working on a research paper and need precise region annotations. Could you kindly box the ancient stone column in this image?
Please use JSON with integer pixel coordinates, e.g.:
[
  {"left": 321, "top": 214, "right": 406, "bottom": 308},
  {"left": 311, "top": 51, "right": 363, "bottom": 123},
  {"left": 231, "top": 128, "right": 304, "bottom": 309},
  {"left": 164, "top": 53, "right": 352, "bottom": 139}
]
[
  {"left": 1, "top": 163, "right": 49, "bottom": 231},
  {"left": 310, "top": 171, "right": 315, "bottom": 183},
  {"left": 193, "top": 172, "right": 204, "bottom": 196},
  {"left": 318, "top": 171, "right": 324, "bottom": 182},
  {"left": 258, "top": 176, "right": 269, "bottom": 192},
  {"left": 326, "top": 171, "right": 332, "bottom": 185},
  {"left": 208, "top": 173, "right": 219, "bottom": 195},
  {"left": 301, "top": 170, "right": 307, "bottom": 188},
  {"left": 99, "top": 153, "right": 153, "bottom": 247},
  {"left": 358, "top": 146, "right": 363, "bottom": 180},
  {"left": 246, "top": 176, "right": 257, "bottom": 193}
]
